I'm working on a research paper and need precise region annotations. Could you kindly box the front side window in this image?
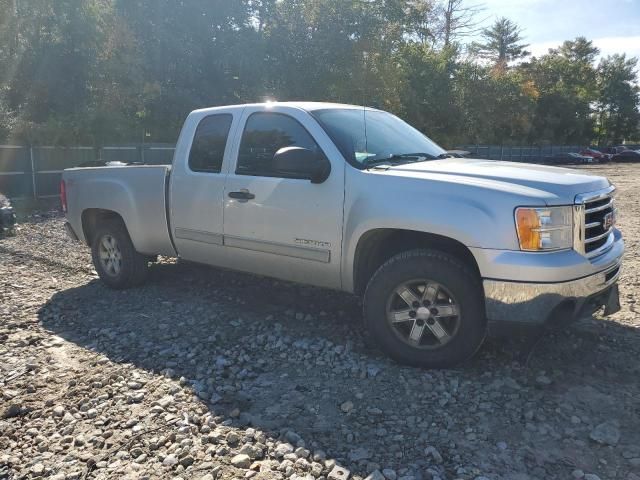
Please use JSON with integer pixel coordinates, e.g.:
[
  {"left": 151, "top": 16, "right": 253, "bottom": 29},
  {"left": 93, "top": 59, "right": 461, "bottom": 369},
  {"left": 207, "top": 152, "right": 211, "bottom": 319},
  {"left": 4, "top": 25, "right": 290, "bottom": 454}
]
[
  {"left": 237, "top": 112, "right": 323, "bottom": 178},
  {"left": 311, "top": 108, "right": 446, "bottom": 168},
  {"left": 188, "top": 114, "right": 233, "bottom": 173}
]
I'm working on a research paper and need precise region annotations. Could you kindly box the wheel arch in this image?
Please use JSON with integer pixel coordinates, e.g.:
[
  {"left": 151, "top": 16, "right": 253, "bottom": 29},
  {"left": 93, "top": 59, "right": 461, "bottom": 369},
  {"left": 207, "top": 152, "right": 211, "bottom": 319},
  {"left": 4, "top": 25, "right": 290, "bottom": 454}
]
[
  {"left": 352, "top": 228, "right": 482, "bottom": 296},
  {"left": 81, "top": 208, "right": 127, "bottom": 247}
]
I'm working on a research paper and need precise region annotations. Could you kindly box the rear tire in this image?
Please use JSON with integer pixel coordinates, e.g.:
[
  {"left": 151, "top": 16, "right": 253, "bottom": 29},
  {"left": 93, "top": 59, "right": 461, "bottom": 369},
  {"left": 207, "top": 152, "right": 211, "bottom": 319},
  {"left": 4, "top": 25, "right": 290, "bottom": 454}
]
[
  {"left": 91, "top": 219, "right": 149, "bottom": 289},
  {"left": 363, "top": 249, "right": 486, "bottom": 368}
]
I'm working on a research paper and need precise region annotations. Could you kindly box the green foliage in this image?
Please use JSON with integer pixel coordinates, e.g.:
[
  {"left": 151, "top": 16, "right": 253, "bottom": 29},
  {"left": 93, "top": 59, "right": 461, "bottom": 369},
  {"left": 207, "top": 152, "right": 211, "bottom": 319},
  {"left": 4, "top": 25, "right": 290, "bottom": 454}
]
[
  {"left": 0, "top": 91, "right": 15, "bottom": 141},
  {"left": 595, "top": 54, "right": 640, "bottom": 144},
  {"left": 522, "top": 37, "right": 600, "bottom": 144},
  {"left": 399, "top": 44, "right": 459, "bottom": 144},
  {"left": 470, "top": 17, "right": 529, "bottom": 67},
  {"left": 0, "top": 1, "right": 638, "bottom": 146}
]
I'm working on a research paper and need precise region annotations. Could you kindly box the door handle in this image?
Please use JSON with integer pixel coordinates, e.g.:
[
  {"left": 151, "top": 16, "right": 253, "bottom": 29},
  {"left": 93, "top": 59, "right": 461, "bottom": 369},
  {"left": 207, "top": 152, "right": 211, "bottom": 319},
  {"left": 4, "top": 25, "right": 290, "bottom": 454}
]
[{"left": 228, "top": 190, "right": 255, "bottom": 200}]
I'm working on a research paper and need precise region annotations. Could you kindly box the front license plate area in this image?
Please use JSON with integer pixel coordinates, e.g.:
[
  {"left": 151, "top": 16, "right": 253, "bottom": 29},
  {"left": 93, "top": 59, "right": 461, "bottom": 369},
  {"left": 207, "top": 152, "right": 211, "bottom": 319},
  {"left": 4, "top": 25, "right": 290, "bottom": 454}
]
[{"left": 603, "top": 284, "right": 621, "bottom": 316}]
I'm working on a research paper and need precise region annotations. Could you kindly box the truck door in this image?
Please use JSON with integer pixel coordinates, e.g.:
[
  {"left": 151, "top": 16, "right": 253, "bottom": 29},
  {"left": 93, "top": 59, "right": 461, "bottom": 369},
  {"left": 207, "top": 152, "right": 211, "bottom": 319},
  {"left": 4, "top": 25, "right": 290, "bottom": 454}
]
[
  {"left": 221, "top": 106, "right": 345, "bottom": 289},
  {"left": 169, "top": 109, "right": 239, "bottom": 264}
]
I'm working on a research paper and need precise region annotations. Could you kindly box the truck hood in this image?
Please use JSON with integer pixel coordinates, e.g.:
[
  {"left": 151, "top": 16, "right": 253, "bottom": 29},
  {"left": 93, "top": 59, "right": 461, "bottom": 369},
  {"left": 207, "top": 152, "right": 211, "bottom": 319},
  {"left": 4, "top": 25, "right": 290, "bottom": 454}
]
[{"left": 384, "top": 158, "right": 609, "bottom": 203}]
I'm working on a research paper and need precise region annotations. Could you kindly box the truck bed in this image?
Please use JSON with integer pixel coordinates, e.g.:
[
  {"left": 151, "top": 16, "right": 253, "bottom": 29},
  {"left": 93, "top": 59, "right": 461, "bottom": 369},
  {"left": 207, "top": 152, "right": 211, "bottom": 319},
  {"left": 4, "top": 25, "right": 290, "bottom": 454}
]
[{"left": 63, "top": 165, "right": 176, "bottom": 256}]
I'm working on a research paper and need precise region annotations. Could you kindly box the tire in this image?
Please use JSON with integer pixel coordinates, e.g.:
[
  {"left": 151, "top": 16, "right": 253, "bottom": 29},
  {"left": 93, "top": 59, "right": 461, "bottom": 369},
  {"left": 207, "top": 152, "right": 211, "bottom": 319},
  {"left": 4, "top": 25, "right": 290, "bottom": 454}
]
[
  {"left": 91, "top": 219, "right": 149, "bottom": 289},
  {"left": 363, "top": 249, "right": 486, "bottom": 368}
]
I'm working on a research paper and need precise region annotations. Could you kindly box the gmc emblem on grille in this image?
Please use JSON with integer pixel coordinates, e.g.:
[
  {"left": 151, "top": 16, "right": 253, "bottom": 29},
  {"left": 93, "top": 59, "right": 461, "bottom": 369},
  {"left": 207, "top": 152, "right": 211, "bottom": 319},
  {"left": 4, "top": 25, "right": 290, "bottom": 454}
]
[{"left": 603, "top": 212, "right": 614, "bottom": 230}]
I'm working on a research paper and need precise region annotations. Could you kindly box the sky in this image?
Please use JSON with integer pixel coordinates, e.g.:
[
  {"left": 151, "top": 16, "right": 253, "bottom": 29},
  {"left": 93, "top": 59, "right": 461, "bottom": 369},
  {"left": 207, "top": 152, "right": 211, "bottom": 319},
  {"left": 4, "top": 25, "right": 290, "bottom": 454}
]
[{"left": 477, "top": 0, "right": 640, "bottom": 62}]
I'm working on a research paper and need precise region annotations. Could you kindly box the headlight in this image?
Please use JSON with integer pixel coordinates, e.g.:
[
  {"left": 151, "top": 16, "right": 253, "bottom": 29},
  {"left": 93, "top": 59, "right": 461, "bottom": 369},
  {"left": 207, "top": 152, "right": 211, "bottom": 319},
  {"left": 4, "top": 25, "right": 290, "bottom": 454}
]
[{"left": 515, "top": 206, "right": 573, "bottom": 251}]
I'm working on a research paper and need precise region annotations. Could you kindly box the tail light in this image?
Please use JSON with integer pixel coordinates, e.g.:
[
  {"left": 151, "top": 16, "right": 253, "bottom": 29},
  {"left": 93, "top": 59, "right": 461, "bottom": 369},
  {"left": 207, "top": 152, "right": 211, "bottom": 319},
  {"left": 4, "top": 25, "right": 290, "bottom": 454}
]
[{"left": 60, "top": 180, "right": 67, "bottom": 213}]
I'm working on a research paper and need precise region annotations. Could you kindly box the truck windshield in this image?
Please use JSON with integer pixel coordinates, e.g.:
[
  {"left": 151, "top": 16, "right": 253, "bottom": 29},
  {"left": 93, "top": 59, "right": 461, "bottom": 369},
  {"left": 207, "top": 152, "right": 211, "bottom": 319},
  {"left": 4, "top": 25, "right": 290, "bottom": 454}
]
[{"left": 311, "top": 108, "right": 447, "bottom": 168}]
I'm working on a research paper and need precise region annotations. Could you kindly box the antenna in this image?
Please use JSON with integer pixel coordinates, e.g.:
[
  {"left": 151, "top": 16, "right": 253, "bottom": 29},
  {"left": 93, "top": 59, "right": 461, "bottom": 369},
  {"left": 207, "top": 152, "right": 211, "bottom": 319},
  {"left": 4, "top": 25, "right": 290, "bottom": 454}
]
[
  {"left": 363, "top": 102, "right": 368, "bottom": 155},
  {"left": 362, "top": 51, "right": 368, "bottom": 155}
]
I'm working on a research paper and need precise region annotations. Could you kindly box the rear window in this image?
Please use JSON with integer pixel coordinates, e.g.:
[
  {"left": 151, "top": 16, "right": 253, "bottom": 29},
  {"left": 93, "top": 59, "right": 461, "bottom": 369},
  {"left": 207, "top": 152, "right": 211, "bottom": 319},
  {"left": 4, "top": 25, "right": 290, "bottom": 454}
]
[{"left": 188, "top": 114, "right": 233, "bottom": 173}]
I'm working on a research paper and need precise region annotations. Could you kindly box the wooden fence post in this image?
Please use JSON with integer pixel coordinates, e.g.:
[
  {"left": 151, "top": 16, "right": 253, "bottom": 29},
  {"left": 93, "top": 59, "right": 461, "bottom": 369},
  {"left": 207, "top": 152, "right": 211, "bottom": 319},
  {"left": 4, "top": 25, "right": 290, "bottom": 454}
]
[{"left": 29, "top": 145, "right": 37, "bottom": 199}]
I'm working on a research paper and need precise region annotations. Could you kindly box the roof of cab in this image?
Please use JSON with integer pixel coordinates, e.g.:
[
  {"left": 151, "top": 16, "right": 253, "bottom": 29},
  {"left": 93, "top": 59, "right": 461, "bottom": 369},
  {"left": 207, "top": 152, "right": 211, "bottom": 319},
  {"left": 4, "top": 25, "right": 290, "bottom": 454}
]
[{"left": 190, "top": 101, "right": 380, "bottom": 115}]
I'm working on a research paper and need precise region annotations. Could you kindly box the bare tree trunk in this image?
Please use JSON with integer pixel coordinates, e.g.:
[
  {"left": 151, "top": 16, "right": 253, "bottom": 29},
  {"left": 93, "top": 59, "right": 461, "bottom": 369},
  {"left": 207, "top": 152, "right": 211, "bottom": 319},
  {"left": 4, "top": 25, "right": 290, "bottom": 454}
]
[
  {"left": 443, "top": 0, "right": 453, "bottom": 46},
  {"left": 440, "top": 0, "right": 484, "bottom": 47}
]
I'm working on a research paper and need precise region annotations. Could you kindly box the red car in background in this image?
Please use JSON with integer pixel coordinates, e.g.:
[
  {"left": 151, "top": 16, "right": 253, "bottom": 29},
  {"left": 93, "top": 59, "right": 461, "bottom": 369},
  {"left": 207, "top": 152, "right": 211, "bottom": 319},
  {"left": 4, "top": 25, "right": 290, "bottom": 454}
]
[{"left": 579, "top": 148, "right": 610, "bottom": 162}]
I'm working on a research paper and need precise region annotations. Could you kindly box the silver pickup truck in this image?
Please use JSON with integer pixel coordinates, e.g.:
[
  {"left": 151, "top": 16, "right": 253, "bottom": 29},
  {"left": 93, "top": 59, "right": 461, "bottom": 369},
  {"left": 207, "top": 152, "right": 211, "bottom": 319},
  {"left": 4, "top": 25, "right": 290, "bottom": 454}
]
[{"left": 62, "top": 102, "right": 624, "bottom": 368}]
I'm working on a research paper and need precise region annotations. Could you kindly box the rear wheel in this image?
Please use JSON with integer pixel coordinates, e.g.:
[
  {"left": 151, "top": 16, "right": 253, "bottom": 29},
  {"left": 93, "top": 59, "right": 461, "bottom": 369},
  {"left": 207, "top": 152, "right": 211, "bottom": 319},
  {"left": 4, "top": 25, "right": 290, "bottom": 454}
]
[
  {"left": 91, "top": 219, "right": 149, "bottom": 289},
  {"left": 363, "top": 249, "right": 486, "bottom": 368}
]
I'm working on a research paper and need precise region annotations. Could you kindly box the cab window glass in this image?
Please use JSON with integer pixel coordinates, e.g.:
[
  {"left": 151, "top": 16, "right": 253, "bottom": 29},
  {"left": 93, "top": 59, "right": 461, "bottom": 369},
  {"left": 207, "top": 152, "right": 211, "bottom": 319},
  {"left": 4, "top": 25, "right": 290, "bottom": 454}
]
[
  {"left": 237, "top": 112, "right": 322, "bottom": 177},
  {"left": 188, "top": 114, "right": 233, "bottom": 173}
]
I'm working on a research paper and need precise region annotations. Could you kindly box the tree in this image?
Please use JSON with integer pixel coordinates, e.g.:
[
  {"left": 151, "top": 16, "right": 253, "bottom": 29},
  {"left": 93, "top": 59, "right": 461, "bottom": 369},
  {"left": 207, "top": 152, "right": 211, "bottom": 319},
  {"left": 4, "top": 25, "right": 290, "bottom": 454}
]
[
  {"left": 484, "top": 69, "right": 537, "bottom": 144},
  {"left": 552, "top": 36, "right": 599, "bottom": 64},
  {"left": 0, "top": 94, "right": 14, "bottom": 141},
  {"left": 112, "top": 0, "right": 260, "bottom": 141},
  {"left": 439, "top": 0, "right": 485, "bottom": 47},
  {"left": 0, "top": 0, "right": 112, "bottom": 143},
  {"left": 405, "top": 0, "right": 440, "bottom": 45},
  {"left": 471, "top": 17, "right": 529, "bottom": 67},
  {"left": 400, "top": 44, "right": 461, "bottom": 144},
  {"left": 522, "top": 37, "right": 599, "bottom": 144},
  {"left": 595, "top": 54, "right": 640, "bottom": 144},
  {"left": 0, "top": 0, "right": 638, "bottom": 148}
]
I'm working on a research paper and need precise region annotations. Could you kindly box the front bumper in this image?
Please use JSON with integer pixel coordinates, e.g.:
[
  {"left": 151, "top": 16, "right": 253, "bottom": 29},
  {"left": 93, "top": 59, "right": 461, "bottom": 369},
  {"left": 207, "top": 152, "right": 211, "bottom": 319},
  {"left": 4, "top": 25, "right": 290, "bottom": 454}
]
[{"left": 484, "top": 260, "right": 621, "bottom": 325}]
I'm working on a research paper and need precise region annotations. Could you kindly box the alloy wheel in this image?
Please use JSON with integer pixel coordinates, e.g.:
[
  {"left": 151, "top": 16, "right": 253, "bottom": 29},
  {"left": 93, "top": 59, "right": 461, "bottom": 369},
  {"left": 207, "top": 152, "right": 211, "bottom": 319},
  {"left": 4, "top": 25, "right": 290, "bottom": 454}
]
[
  {"left": 98, "top": 234, "right": 122, "bottom": 276},
  {"left": 386, "top": 279, "right": 460, "bottom": 349}
]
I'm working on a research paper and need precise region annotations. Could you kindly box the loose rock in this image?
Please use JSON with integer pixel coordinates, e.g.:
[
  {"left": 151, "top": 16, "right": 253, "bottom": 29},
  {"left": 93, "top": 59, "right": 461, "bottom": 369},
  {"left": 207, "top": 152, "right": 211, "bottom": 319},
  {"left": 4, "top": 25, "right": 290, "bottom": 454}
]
[
  {"left": 231, "top": 454, "right": 252, "bottom": 468},
  {"left": 590, "top": 421, "right": 621, "bottom": 446}
]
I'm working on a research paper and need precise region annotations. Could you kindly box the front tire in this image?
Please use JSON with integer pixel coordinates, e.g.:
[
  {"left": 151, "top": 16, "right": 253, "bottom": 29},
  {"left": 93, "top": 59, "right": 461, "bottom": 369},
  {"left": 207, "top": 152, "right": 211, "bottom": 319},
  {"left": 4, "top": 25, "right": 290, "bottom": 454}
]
[
  {"left": 363, "top": 249, "right": 486, "bottom": 368},
  {"left": 91, "top": 219, "right": 149, "bottom": 289}
]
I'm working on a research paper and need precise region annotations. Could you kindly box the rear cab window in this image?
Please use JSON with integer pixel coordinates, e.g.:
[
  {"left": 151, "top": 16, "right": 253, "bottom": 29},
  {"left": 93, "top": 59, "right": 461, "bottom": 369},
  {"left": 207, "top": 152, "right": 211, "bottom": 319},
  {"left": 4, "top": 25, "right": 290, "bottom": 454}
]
[{"left": 188, "top": 114, "right": 233, "bottom": 173}]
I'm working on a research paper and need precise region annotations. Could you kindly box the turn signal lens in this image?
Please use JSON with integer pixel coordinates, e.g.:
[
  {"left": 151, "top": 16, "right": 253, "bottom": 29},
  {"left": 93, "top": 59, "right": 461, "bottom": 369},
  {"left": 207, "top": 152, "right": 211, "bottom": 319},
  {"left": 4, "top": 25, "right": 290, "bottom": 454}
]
[
  {"left": 516, "top": 209, "right": 541, "bottom": 250},
  {"left": 515, "top": 206, "right": 573, "bottom": 251}
]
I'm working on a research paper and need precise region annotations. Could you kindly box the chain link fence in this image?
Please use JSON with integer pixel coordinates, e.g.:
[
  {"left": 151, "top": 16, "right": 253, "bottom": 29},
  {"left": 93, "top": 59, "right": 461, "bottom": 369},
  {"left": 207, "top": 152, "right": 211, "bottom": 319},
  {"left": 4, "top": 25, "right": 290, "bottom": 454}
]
[
  {"left": 0, "top": 144, "right": 175, "bottom": 199},
  {"left": 455, "top": 144, "right": 584, "bottom": 162}
]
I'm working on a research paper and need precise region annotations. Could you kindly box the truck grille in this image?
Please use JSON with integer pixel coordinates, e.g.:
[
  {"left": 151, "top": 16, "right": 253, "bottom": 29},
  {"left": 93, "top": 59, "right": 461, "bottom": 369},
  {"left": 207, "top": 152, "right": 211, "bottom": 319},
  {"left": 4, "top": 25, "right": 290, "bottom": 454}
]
[{"left": 575, "top": 187, "right": 616, "bottom": 258}]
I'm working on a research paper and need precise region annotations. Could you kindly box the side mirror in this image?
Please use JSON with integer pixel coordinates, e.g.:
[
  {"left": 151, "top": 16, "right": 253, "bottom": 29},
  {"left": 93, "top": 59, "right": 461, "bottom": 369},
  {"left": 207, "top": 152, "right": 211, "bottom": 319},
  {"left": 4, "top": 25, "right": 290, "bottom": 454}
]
[{"left": 273, "top": 146, "right": 331, "bottom": 184}]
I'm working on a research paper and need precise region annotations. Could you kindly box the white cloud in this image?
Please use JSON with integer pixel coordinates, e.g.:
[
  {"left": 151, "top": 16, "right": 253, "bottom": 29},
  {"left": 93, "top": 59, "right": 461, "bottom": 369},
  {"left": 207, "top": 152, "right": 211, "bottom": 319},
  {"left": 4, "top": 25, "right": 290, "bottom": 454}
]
[
  {"left": 528, "top": 36, "right": 640, "bottom": 61},
  {"left": 528, "top": 40, "right": 563, "bottom": 57},
  {"left": 475, "top": 0, "right": 640, "bottom": 50},
  {"left": 593, "top": 36, "right": 640, "bottom": 60}
]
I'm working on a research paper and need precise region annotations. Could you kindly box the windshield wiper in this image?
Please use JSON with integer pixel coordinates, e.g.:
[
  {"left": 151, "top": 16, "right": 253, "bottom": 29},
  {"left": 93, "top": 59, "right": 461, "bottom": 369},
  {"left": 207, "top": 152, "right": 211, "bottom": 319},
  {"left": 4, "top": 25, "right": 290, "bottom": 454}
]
[
  {"left": 363, "top": 152, "right": 438, "bottom": 168},
  {"left": 390, "top": 152, "right": 439, "bottom": 161}
]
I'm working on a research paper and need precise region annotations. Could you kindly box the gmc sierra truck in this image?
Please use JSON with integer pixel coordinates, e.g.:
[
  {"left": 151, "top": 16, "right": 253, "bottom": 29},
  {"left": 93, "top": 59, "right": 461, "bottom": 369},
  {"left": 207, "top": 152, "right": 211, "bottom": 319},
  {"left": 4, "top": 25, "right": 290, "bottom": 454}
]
[{"left": 62, "top": 102, "right": 624, "bottom": 368}]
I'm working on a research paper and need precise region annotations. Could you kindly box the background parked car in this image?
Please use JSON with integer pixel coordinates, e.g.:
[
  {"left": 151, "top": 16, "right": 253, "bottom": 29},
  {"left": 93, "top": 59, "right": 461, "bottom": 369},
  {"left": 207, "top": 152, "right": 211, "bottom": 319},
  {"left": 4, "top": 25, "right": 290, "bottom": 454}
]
[
  {"left": 612, "top": 150, "right": 640, "bottom": 162},
  {"left": 600, "top": 146, "right": 630, "bottom": 155},
  {"left": 445, "top": 149, "right": 471, "bottom": 158},
  {"left": 544, "top": 152, "right": 594, "bottom": 164},
  {"left": 580, "top": 148, "right": 610, "bottom": 162}
]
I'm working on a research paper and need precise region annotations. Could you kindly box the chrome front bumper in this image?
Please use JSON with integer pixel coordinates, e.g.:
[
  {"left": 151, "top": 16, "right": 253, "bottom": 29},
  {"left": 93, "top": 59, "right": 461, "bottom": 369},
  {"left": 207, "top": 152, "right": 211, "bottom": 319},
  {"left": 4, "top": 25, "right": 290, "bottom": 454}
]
[{"left": 484, "top": 260, "right": 622, "bottom": 325}]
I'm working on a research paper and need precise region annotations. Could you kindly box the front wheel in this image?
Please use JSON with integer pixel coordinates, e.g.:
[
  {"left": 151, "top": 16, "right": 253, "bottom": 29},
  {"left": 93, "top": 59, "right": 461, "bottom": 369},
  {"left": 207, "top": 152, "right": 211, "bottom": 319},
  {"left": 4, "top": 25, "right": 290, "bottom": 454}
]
[
  {"left": 363, "top": 249, "right": 486, "bottom": 368},
  {"left": 91, "top": 219, "right": 149, "bottom": 289}
]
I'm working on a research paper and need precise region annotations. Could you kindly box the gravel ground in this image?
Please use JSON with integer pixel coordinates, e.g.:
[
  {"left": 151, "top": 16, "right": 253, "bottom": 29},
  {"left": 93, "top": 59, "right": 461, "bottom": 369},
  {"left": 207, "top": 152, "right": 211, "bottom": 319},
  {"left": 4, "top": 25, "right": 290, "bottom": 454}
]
[{"left": 1, "top": 164, "right": 639, "bottom": 480}]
